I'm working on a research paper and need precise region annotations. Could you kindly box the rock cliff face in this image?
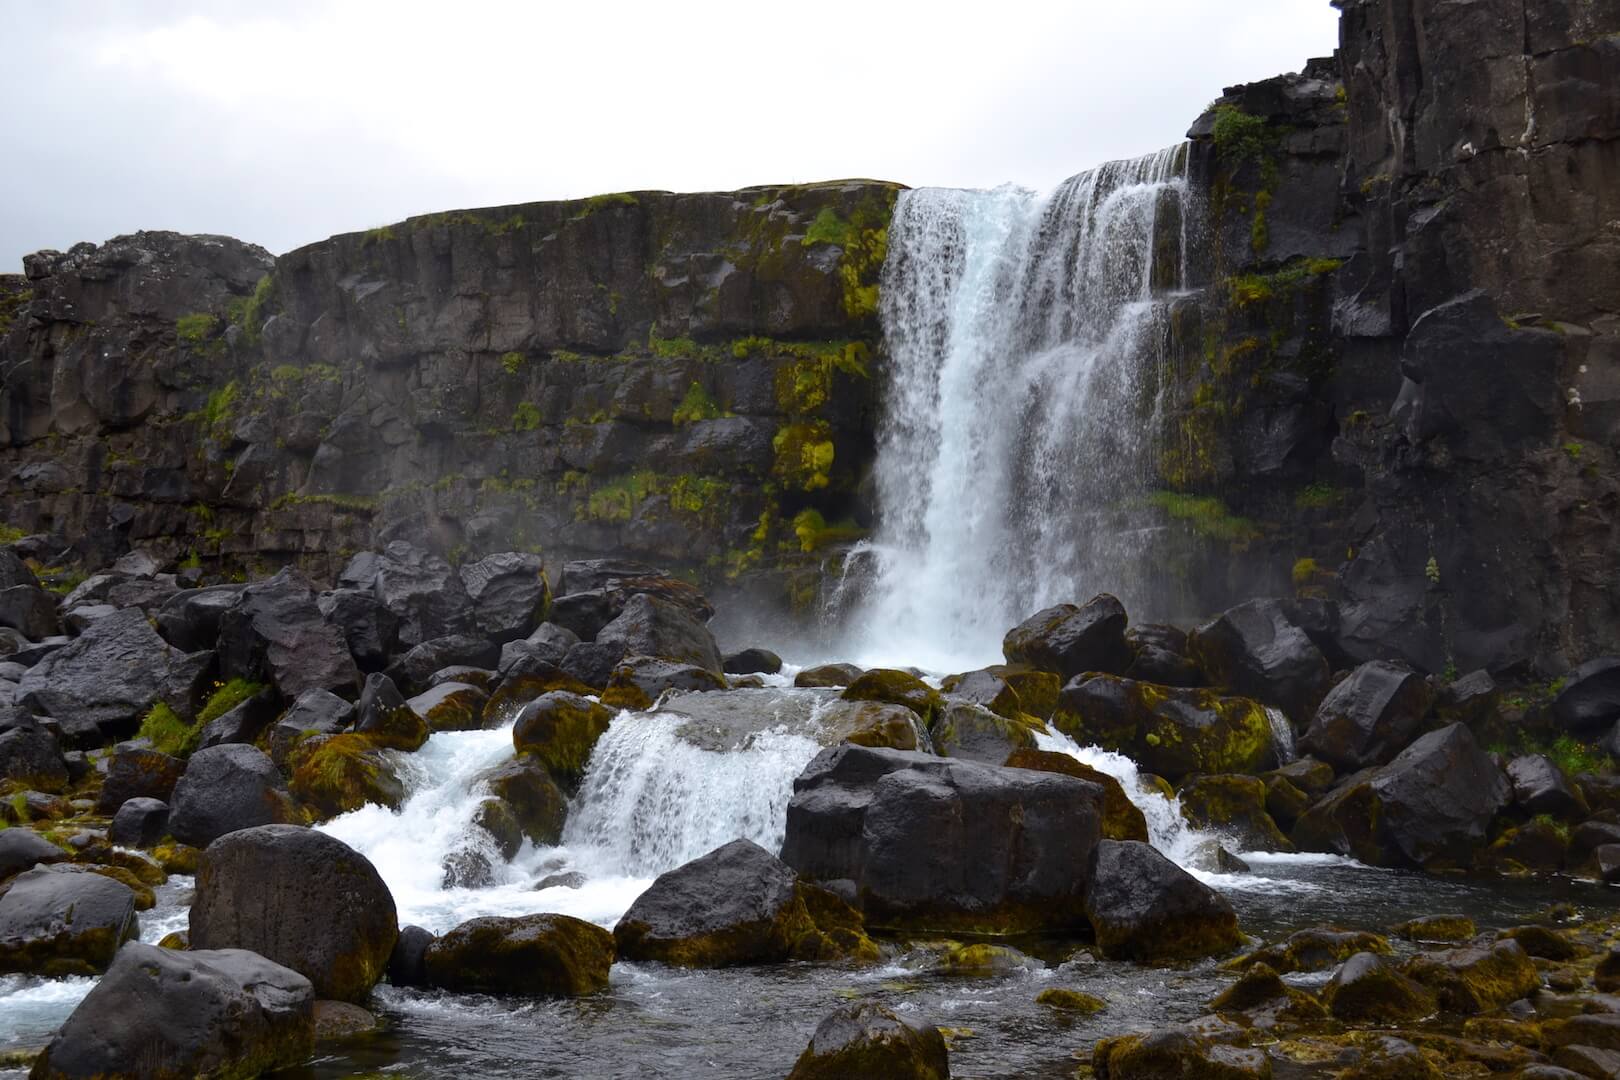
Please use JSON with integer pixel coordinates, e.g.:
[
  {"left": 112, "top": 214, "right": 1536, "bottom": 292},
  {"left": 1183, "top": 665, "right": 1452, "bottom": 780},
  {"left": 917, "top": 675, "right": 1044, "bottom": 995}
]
[
  {"left": 2, "top": 0, "right": 1617, "bottom": 671},
  {"left": 1157, "top": 0, "right": 1620, "bottom": 675}
]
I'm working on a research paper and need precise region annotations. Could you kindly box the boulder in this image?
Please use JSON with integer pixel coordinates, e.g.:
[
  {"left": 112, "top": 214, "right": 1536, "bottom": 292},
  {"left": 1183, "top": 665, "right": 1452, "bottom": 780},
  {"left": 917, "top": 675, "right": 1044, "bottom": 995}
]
[
  {"left": 1092, "top": 1027, "right": 1269, "bottom": 1080},
  {"left": 353, "top": 672, "right": 429, "bottom": 752},
  {"left": 1188, "top": 599, "right": 1330, "bottom": 722},
  {"left": 1300, "top": 660, "right": 1432, "bottom": 769},
  {"left": 842, "top": 669, "right": 944, "bottom": 727},
  {"left": 1403, "top": 939, "right": 1540, "bottom": 1014},
  {"left": 288, "top": 734, "right": 405, "bottom": 819},
  {"left": 1176, "top": 774, "right": 1292, "bottom": 852},
  {"left": 431, "top": 665, "right": 498, "bottom": 692},
  {"left": 511, "top": 692, "right": 615, "bottom": 792},
  {"left": 786, "top": 1002, "right": 950, "bottom": 1080},
  {"left": 196, "top": 686, "right": 282, "bottom": 750},
  {"left": 16, "top": 608, "right": 193, "bottom": 735},
  {"left": 1052, "top": 674, "right": 1276, "bottom": 783},
  {"left": 383, "top": 634, "right": 501, "bottom": 695},
  {"left": 190, "top": 824, "right": 398, "bottom": 1003},
  {"left": 316, "top": 588, "right": 398, "bottom": 672},
  {"left": 153, "top": 584, "right": 249, "bottom": 653},
  {"left": 266, "top": 688, "right": 356, "bottom": 767},
  {"left": 1125, "top": 624, "right": 1206, "bottom": 687},
  {"left": 1234, "top": 927, "right": 1393, "bottom": 975},
  {"left": 1289, "top": 769, "right": 1393, "bottom": 864},
  {"left": 930, "top": 702, "right": 1040, "bottom": 763},
  {"left": 167, "top": 744, "right": 299, "bottom": 849},
  {"left": 1552, "top": 657, "right": 1620, "bottom": 734},
  {"left": 344, "top": 542, "right": 475, "bottom": 649},
  {"left": 779, "top": 744, "right": 1103, "bottom": 934},
  {"left": 547, "top": 591, "right": 617, "bottom": 642},
  {"left": 795, "top": 663, "right": 864, "bottom": 688},
  {"left": 1506, "top": 754, "right": 1587, "bottom": 819},
  {"left": 0, "top": 584, "right": 59, "bottom": 640},
  {"left": 477, "top": 757, "right": 568, "bottom": 845},
  {"left": 1002, "top": 595, "right": 1131, "bottom": 680},
  {"left": 423, "top": 913, "right": 614, "bottom": 997},
  {"left": 724, "top": 647, "right": 783, "bottom": 675},
  {"left": 0, "top": 716, "right": 68, "bottom": 793},
  {"left": 1003, "top": 748, "right": 1149, "bottom": 841},
  {"left": 473, "top": 798, "right": 523, "bottom": 860},
  {"left": 814, "top": 700, "right": 926, "bottom": 751},
  {"left": 1322, "top": 951, "right": 1438, "bottom": 1023},
  {"left": 387, "top": 924, "right": 434, "bottom": 988},
  {"left": 108, "top": 797, "right": 170, "bottom": 848},
  {"left": 0, "top": 828, "right": 68, "bottom": 881},
  {"left": 595, "top": 593, "right": 722, "bottom": 673},
  {"left": 28, "top": 942, "right": 315, "bottom": 1080},
  {"left": 560, "top": 560, "right": 715, "bottom": 623},
  {"left": 601, "top": 655, "right": 727, "bottom": 710},
  {"left": 1371, "top": 723, "right": 1510, "bottom": 868},
  {"left": 614, "top": 839, "right": 868, "bottom": 967},
  {"left": 1083, "top": 840, "right": 1241, "bottom": 963},
  {"left": 0, "top": 865, "right": 138, "bottom": 975},
  {"left": 459, "top": 552, "right": 549, "bottom": 642},
  {"left": 407, "top": 681, "right": 489, "bottom": 733},
  {"left": 215, "top": 568, "right": 360, "bottom": 700},
  {"left": 483, "top": 663, "right": 596, "bottom": 721}
]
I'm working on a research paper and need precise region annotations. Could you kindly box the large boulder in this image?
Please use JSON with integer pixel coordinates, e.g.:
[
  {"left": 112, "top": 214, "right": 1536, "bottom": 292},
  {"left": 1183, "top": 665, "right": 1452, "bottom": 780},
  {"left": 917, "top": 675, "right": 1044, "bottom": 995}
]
[
  {"left": 190, "top": 824, "right": 398, "bottom": 1003},
  {"left": 1002, "top": 595, "right": 1131, "bottom": 681},
  {"left": 459, "top": 552, "right": 550, "bottom": 642},
  {"left": 477, "top": 757, "right": 568, "bottom": 845},
  {"left": 1506, "top": 754, "right": 1587, "bottom": 819},
  {"left": 0, "top": 584, "right": 59, "bottom": 640},
  {"left": 153, "top": 584, "right": 249, "bottom": 652},
  {"left": 511, "top": 691, "right": 615, "bottom": 792},
  {"left": 601, "top": 655, "right": 726, "bottom": 710},
  {"left": 842, "top": 670, "right": 944, "bottom": 727},
  {"left": 406, "top": 681, "right": 489, "bottom": 733},
  {"left": 167, "top": 744, "right": 299, "bottom": 849},
  {"left": 341, "top": 542, "right": 475, "bottom": 649},
  {"left": 215, "top": 568, "right": 360, "bottom": 700},
  {"left": 288, "top": 734, "right": 405, "bottom": 819},
  {"left": 1322, "top": 951, "right": 1438, "bottom": 1023},
  {"left": 1553, "top": 657, "right": 1620, "bottom": 734},
  {"left": 0, "top": 715, "right": 69, "bottom": 793},
  {"left": 1003, "top": 748, "right": 1149, "bottom": 842},
  {"left": 814, "top": 700, "right": 927, "bottom": 751},
  {"left": 1300, "top": 660, "right": 1432, "bottom": 770},
  {"left": 1092, "top": 1027, "right": 1268, "bottom": 1080},
  {"left": 1188, "top": 599, "right": 1330, "bottom": 723},
  {"left": 353, "top": 672, "right": 429, "bottom": 751},
  {"left": 1051, "top": 674, "right": 1276, "bottom": 783},
  {"left": 930, "top": 702, "right": 1041, "bottom": 763},
  {"left": 0, "top": 828, "right": 68, "bottom": 881},
  {"left": 779, "top": 745, "right": 1103, "bottom": 934},
  {"left": 108, "top": 797, "right": 170, "bottom": 848},
  {"left": 423, "top": 913, "right": 614, "bottom": 996},
  {"left": 595, "top": 593, "right": 722, "bottom": 673},
  {"left": 786, "top": 1001, "right": 950, "bottom": 1080},
  {"left": 1370, "top": 723, "right": 1510, "bottom": 869},
  {"left": 0, "top": 865, "right": 138, "bottom": 975},
  {"left": 1403, "top": 939, "right": 1540, "bottom": 1015},
  {"left": 196, "top": 686, "right": 282, "bottom": 750},
  {"left": 1176, "top": 774, "right": 1292, "bottom": 852},
  {"left": 1083, "top": 840, "right": 1241, "bottom": 963},
  {"left": 1125, "top": 624, "right": 1207, "bottom": 688},
  {"left": 29, "top": 942, "right": 315, "bottom": 1080},
  {"left": 266, "top": 688, "right": 355, "bottom": 766},
  {"left": 614, "top": 839, "right": 868, "bottom": 967},
  {"left": 16, "top": 608, "right": 195, "bottom": 736},
  {"left": 316, "top": 587, "right": 399, "bottom": 672},
  {"left": 383, "top": 634, "right": 500, "bottom": 696}
]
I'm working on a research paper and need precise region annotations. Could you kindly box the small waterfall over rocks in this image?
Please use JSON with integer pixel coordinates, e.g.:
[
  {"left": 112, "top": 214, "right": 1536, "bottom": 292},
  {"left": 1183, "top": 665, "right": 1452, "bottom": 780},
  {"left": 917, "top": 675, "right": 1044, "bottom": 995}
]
[{"left": 836, "top": 147, "right": 1192, "bottom": 672}]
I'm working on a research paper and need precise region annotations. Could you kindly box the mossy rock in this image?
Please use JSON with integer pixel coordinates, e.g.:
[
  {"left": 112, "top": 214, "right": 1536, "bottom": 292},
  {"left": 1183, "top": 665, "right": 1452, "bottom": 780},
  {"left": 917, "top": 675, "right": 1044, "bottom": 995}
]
[
  {"left": 511, "top": 692, "right": 615, "bottom": 793},
  {"left": 423, "top": 913, "right": 614, "bottom": 997},
  {"left": 412, "top": 682, "right": 489, "bottom": 733},
  {"left": 1003, "top": 748, "right": 1148, "bottom": 842},
  {"left": 1229, "top": 927, "right": 1393, "bottom": 974},
  {"left": 1289, "top": 771, "right": 1396, "bottom": 866},
  {"left": 1211, "top": 962, "right": 1327, "bottom": 1026},
  {"left": 815, "top": 701, "right": 924, "bottom": 751},
  {"left": 990, "top": 666, "right": 1061, "bottom": 721},
  {"left": 1461, "top": 1016, "right": 1544, "bottom": 1049},
  {"left": 483, "top": 669, "right": 595, "bottom": 725},
  {"left": 151, "top": 841, "right": 202, "bottom": 875},
  {"left": 357, "top": 699, "right": 429, "bottom": 753},
  {"left": 1093, "top": 1029, "right": 1270, "bottom": 1079},
  {"left": 1479, "top": 818, "right": 1568, "bottom": 873},
  {"left": 843, "top": 669, "right": 944, "bottom": 728},
  {"left": 933, "top": 942, "right": 1032, "bottom": 977},
  {"left": 73, "top": 865, "right": 157, "bottom": 911},
  {"left": 786, "top": 1001, "right": 949, "bottom": 1080},
  {"left": 79, "top": 846, "right": 167, "bottom": 886},
  {"left": 931, "top": 702, "right": 1043, "bottom": 764},
  {"left": 795, "top": 663, "right": 863, "bottom": 688},
  {"left": 1402, "top": 940, "right": 1540, "bottom": 1015},
  {"left": 477, "top": 757, "right": 568, "bottom": 846},
  {"left": 1177, "top": 774, "right": 1293, "bottom": 852},
  {"left": 1035, "top": 987, "right": 1105, "bottom": 1013},
  {"left": 1322, "top": 952, "right": 1438, "bottom": 1023},
  {"left": 1262, "top": 775, "right": 1311, "bottom": 830},
  {"left": 1394, "top": 914, "right": 1476, "bottom": 943},
  {"left": 288, "top": 734, "right": 405, "bottom": 821},
  {"left": 1496, "top": 924, "right": 1584, "bottom": 961},
  {"left": 156, "top": 930, "right": 188, "bottom": 950},
  {"left": 599, "top": 681, "right": 653, "bottom": 711}
]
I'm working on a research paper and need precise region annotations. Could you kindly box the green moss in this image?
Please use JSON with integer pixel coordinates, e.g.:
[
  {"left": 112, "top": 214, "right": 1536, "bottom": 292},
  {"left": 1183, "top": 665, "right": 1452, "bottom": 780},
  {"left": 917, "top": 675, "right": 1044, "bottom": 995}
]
[
  {"left": 1294, "top": 481, "right": 1346, "bottom": 509},
  {"left": 0, "top": 524, "right": 26, "bottom": 544},
  {"left": 672, "top": 382, "right": 722, "bottom": 424},
  {"left": 360, "top": 225, "right": 396, "bottom": 247},
  {"left": 512, "top": 401, "right": 542, "bottom": 431},
  {"left": 500, "top": 351, "right": 526, "bottom": 375},
  {"left": 791, "top": 508, "right": 866, "bottom": 552},
  {"left": 802, "top": 207, "right": 855, "bottom": 248},
  {"left": 582, "top": 470, "right": 661, "bottom": 522},
  {"left": 1226, "top": 258, "right": 1342, "bottom": 309},
  {"left": 197, "top": 678, "right": 266, "bottom": 726},
  {"left": 578, "top": 192, "right": 638, "bottom": 216},
  {"left": 1292, "top": 558, "right": 1321, "bottom": 588},
  {"left": 772, "top": 422, "right": 836, "bottom": 492},
  {"left": 186, "top": 381, "right": 239, "bottom": 440},
  {"left": 512, "top": 694, "right": 615, "bottom": 792},
  {"left": 268, "top": 492, "right": 378, "bottom": 514},
  {"left": 1211, "top": 104, "right": 1271, "bottom": 165},
  {"left": 1146, "top": 491, "right": 1259, "bottom": 544},
  {"left": 648, "top": 326, "right": 706, "bottom": 360},
  {"left": 289, "top": 734, "right": 404, "bottom": 820},
  {"left": 1035, "top": 987, "right": 1106, "bottom": 1013},
  {"left": 175, "top": 312, "right": 220, "bottom": 345},
  {"left": 137, "top": 702, "right": 203, "bottom": 758},
  {"left": 0, "top": 287, "right": 32, "bottom": 336},
  {"left": 668, "top": 474, "right": 729, "bottom": 517},
  {"left": 229, "top": 273, "right": 276, "bottom": 344}
]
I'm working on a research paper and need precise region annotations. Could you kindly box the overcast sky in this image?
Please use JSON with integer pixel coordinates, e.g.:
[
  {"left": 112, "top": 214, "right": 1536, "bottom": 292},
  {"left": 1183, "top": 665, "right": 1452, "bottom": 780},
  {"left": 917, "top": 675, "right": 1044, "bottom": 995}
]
[{"left": 3, "top": 1, "right": 1341, "bottom": 269}]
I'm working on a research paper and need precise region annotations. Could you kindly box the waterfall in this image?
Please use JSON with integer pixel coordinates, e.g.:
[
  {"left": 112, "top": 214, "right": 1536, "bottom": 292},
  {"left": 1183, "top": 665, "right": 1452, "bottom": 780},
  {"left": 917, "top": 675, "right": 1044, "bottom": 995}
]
[
  {"left": 1266, "top": 706, "right": 1297, "bottom": 765},
  {"left": 840, "top": 147, "right": 1191, "bottom": 672}
]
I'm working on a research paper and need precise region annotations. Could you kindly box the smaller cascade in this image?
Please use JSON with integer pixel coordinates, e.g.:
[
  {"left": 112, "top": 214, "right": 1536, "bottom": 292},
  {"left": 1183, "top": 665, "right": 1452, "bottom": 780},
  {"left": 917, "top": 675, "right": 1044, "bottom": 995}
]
[{"left": 1266, "top": 707, "right": 1297, "bottom": 765}]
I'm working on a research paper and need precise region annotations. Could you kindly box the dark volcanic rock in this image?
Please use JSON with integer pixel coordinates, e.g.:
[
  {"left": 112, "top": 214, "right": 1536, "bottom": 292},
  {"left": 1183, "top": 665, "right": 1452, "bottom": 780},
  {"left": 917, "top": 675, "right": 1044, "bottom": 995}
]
[
  {"left": 1300, "top": 660, "right": 1431, "bottom": 769},
  {"left": 1083, "top": 839, "right": 1241, "bottom": 963},
  {"left": 511, "top": 691, "right": 615, "bottom": 792},
  {"left": 423, "top": 913, "right": 614, "bottom": 997},
  {"left": 266, "top": 688, "right": 355, "bottom": 766},
  {"left": 0, "top": 584, "right": 59, "bottom": 640},
  {"left": 1506, "top": 754, "right": 1587, "bottom": 819},
  {"left": 197, "top": 686, "right": 282, "bottom": 749},
  {"left": 1002, "top": 595, "right": 1131, "bottom": 681},
  {"left": 387, "top": 924, "right": 435, "bottom": 988},
  {"left": 779, "top": 744, "right": 1102, "bottom": 934},
  {"left": 0, "top": 828, "right": 68, "bottom": 881},
  {"left": 384, "top": 633, "right": 501, "bottom": 696},
  {"left": 167, "top": 744, "right": 299, "bottom": 848},
  {"left": 16, "top": 608, "right": 194, "bottom": 736},
  {"left": 602, "top": 655, "right": 727, "bottom": 710},
  {"left": 108, "top": 797, "right": 170, "bottom": 848},
  {"left": 190, "top": 824, "right": 398, "bottom": 1003},
  {"left": 1553, "top": 657, "right": 1620, "bottom": 734},
  {"left": 344, "top": 542, "right": 475, "bottom": 649},
  {"left": 0, "top": 865, "right": 138, "bottom": 975},
  {"left": 795, "top": 663, "right": 864, "bottom": 688},
  {"left": 1370, "top": 723, "right": 1510, "bottom": 869},
  {"left": 786, "top": 1001, "right": 950, "bottom": 1080},
  {"left": 216, "top": 567, "right": 360, "bottom": 700},
  {"left": 476, "top": 757, "right": 568, "bottom": 845},
  {"left": 1188, "top": 599, "right": 1330, "bottom": 723},
  {"left": 353, "top": 672, "right": 429, "bottom": 751},
  {"left": 29, "top": 942, "right": 315, "bottom": 1080},
  {"left": 0, "top": 717, "right": 69, "bottom": 793},
  {"left": 317, "top": 588, "right": 399, "bottom": 672},
  {"left": 723, "top": 647, "right": 783, "bottom": 676},
  {"left": 459, "top": 551, "right": 549, "bottom": 642},
  {"left": 595, "top": 593, "right": 722, "bottom": 673},
  {"left": 153, "top": 584, "right": 248, "bottom": 652}
]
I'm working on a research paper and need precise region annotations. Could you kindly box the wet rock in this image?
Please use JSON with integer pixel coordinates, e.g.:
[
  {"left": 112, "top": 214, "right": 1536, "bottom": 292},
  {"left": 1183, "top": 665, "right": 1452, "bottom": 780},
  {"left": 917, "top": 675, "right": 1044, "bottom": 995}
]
[
  {"left": 1343, "top": 1036, "right": 1442, "bottom": 1080},
  {"left": 477, "top": 757, "right": 568, "bottom": 845},
  {"left": 472, "top": 798, "right": 522, "bottom": 860},
  {"left": 601, "top": 655, "right": 726, "bottom": 710},
  {"left": 0, "top": 828, "right": 67, "bottom": 881},
  {"left": 313, "top": 999, "right": 378, "bottom": 1041},
  {"left": 1435, "top": 670, "right": 1499, "bottom": 727},
  {"left": 780, "top": 744, "right": 1103, "bottom": 934},
  {"left": 215, "top": 568, "right": 360, "bottom": 700},
  {"left": 1596, "top": 843, "right": 1620, "bottom": 883},
  {"left": 1209, "top": 962, "right": 1325, "bottom": 1027},
  {"left": 1176, "top": 774, "right": 1292, "bottom": 852},
  {"left": 1289, "top": 769, "right": 1392, "bottom": 864},
  {"left": 0, "top": 716, "right": 68, "bottom": 793},
  {"left": 167, "top": 744, "right": 299, "bottom": 848},
  {"left": 190, "top": 824, "right": 398, "bottom": 1003},
  {"left": 1002, "top": 595, "right": 1131, "bottom": 681},
  {"left": 343, "top": 542, "right": 475, "bottom": 649},
  {"left": 794, "top": 663, "right": 864, "bottom": 688},
  {"left": 153, "top": 584, "right": 249, "bottom": 653},
  {"left": 1084, "top": 839, "right": 1241, "bottom": 963},
  {"left": 459, "top": 552, "right": 549, "bottom": 642},
  {"left": 0, "top": 585, "right": 59, "bottom": 640},
  {"left": 0, "top": 865, "right": 138, "bottom": 975},
  {"left": 108, "top": 797, "right": 170, "bottom": 848},
  {"left": 423, "top": 913, "right": 614, "bottom": 997},
  {"left": 1552, "top": 657, "right": 1620, "bottom": 734},
  {"left": 1092, "top": 1027, "right": 1270, "bottom": 1079},
  {"left": 440, "top": 849, "right": 494, "bottom": 889},
  {"left": 535, "top": 871, "right": 586, "bottom": 891},
  {"left": 387, "top": 925, "right": 434, "bottom": 988},
  {"left": 317, "top": 588, "right": 398, "bottom": 673},
  {"left": 28, "top": 942, "right": 315, "bottom": 1080},
  {"left": 1499, "top": 924, "right": 1584, "bottom": 962},
  {"left": 1395, "top": 915, "right": 1476, "bottom": 943},
  {"left": 430, "top": 665, "right": 498, "bottom": 692},
  {"left": 352, "top": 672, "right": 428, "bottom": 751},
  {"left": 1553, "top": 1045, "right": 1620, "bottom": 1078},
  {"left": 596, "top": 593, "right": 721, "bottom": 673},
  {"left": 1261, "top": 775, "right": 1311, "bottom": 830},
  {"left": 1323, "top": 951, "right": 1438, "bottom": 1023},
  {"left": 1231, "top": 927, "right": 1392, "bottom": 975},
  {"left": 1300, "top": 660, "right": 1431, "bottom": 770},
  {"left": 930, "top": 701, "right": 1040, "bottom": 763},
  {"left": 814, "top": 700, "right": 925, "bottom": 751},
  {"left": 288, "top": 734, "right": 404, "bottom": 819},
  {"left": 16, "top": 608, "right": 193, "bottom": 736},
  {"left": 1215, "top": 847, "right": 1251, "bottom": 873},
  {"left": 1003, "top": 748, "right": 1149, "bottom": 842},
  {"left": 407, "top": 681, "right": 489, "bottom": 733},
  {"left": 1036, "top": 987, "right": 1106, "bottom": 1013},
  {"left": 614, "top": 838, "right": 864, "bottom": 967},
  {"left": 384, "top": 634, "right": 501, "bottom": 696},
  {"left": 266, "top": 688, "right": 355, "bottom": 766},
  {"left": 559, "top": 640, "right": 628, "bottom": 690},
  {"left": 547, "top": 592, "right": 617, "bottom": 642},
  {"left": 1506, "top": 754, "right": 1588, "bottom": 819},
  {"left": 1052, "top": 674, "right": 1276, "bottom": 783},
  {"left": 1551, "top": 1013, "right": 1620, "bottom": 1053},
  {"left": 842, "top": 669, "right": 944, "bottom": 727},
  {"left": 1125, "top": 624, "right": 1206, "bottom": 687},
  {"left": 1372, "top": 723, "right": 1510, "bottom": 868},
  {"left": 723, "top": 647, "right": 782, "bottom": 675},
  {"left": 786, "top": 1001, "right": 950, "bottom": 1080},
  {"left": 196, "top": 686, "right": 282, "bottom": 750},
  {"left": 1403, "top": 939, "right": 1540, "bottom": 1015},
  {"left": 511, "top": 691, "right": 615, "bottom": 792},
  {"left": 1188, "top": 598, "right": 1330, "bottom": 723},
  {"left": 483, "top": 662, "right": 596, "bottom": 722}
]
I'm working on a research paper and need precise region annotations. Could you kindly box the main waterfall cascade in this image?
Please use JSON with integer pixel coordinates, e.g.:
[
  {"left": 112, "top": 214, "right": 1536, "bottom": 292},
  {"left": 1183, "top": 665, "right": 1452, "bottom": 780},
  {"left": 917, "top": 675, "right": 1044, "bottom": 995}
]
[{"left": 835, "top": 146, "right": 1193, "bottom": 673}]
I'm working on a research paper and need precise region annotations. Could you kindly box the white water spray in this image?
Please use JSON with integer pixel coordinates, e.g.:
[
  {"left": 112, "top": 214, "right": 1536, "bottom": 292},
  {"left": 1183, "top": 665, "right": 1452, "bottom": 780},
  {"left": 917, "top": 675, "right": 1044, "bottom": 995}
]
[{"left": 839, "top": 148, "right": 1191, "bottom": 671}]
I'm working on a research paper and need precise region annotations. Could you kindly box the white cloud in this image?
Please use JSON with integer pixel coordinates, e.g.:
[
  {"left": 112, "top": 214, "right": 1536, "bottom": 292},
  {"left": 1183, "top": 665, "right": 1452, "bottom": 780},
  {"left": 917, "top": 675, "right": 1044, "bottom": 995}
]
[{"left": 1, "top": 0, "right": 1340, "bottom": 266}]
